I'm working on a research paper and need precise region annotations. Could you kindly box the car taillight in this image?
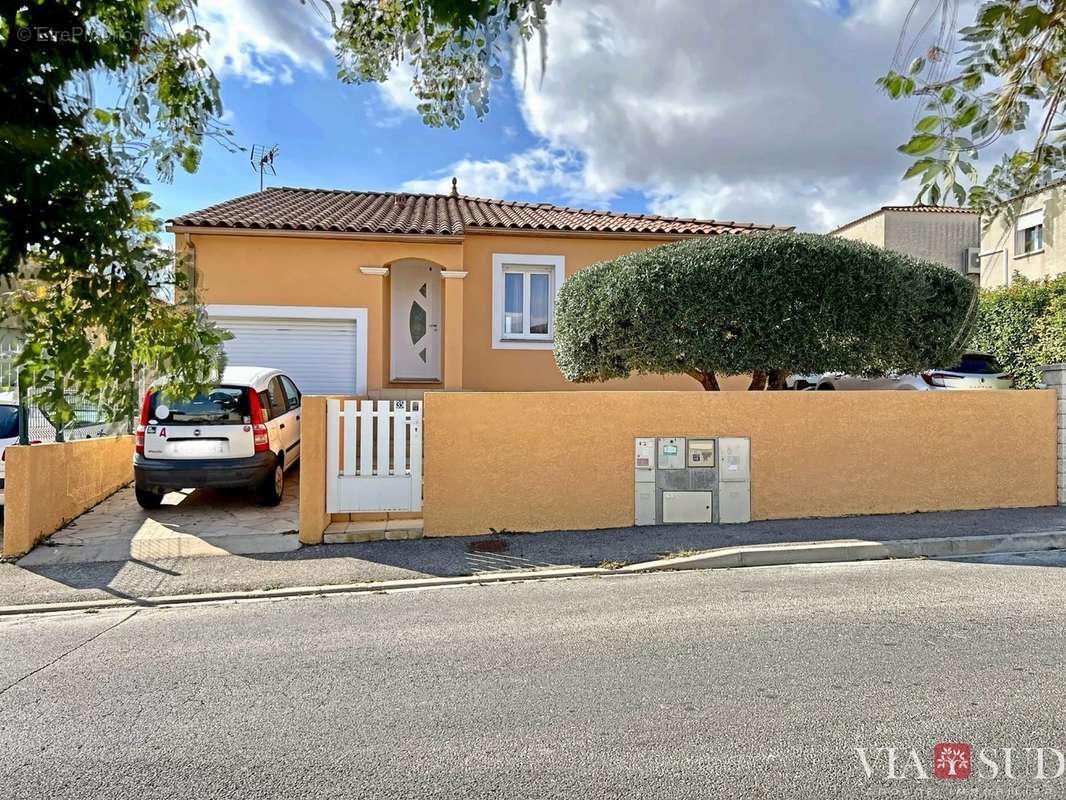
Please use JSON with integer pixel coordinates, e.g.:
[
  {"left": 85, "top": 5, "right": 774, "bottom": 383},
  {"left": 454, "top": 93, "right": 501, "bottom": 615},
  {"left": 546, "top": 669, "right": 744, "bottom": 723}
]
[
  {"left": 135, "top": 388, "right": 152, "bottom": 455},
  {"left": 921, "top": 372, "right": 950, "bottom": 388},
  {"left": 247, "top": 390, "right": 270, "bottom": 453}
]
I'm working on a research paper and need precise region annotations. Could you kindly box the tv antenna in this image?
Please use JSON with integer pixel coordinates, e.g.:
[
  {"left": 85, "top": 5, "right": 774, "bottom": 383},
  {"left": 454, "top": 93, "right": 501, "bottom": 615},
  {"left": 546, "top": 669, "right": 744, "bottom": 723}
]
[{"left": 250, "top": 144, "right": 278, "bottom": 191}]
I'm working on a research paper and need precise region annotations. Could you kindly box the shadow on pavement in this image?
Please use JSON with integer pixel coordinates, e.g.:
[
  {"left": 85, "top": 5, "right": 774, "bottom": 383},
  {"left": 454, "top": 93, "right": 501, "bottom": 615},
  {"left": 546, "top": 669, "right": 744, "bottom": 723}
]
[{"left": 4, "top": 503, "right": 1066, "bottom": 608}]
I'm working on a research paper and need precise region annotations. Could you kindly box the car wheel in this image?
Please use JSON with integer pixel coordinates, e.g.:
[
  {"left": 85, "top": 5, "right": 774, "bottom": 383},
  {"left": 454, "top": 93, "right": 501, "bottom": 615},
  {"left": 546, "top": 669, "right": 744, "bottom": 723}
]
[
  {"left": 258, "top": 456, "right": 284, "bottom": 506},
  {"left": 135, "top": 488, "right": 164, "bottom": 510},
  {"left": 816, "top": 383, "right": 835, "bottom": 391}
]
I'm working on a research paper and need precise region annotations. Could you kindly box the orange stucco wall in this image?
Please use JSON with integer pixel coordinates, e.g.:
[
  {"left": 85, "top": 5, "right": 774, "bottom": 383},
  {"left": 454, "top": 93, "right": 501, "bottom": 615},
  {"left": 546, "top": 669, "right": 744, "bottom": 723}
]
[
  {"left": 186, "top": 233, "right": 464, "bottom": 394},
  {"left": 2, "top": 436, "right": 135, "bottom": 558},
  {"left": 458, "top": 233, "right": 732, "bottom": 391},
  {"left": 184, "top": 230, "right": 748, "bottom": 393},
  {"left": 422, "top": 390, "right": 1057, "bottom": 536}
]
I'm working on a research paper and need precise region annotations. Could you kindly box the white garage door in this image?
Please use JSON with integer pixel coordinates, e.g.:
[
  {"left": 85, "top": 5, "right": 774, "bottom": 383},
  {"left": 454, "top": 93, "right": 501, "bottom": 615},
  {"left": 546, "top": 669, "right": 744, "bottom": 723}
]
[{"left": 212, "top": 316, "right": 360, "bottom": 395}]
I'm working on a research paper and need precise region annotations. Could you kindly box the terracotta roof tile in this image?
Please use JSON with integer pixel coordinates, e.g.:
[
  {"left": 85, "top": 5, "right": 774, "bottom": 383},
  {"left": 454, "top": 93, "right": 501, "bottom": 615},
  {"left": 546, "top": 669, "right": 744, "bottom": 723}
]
[
  {"left": 169, "top": 187, "right": 790, "bottom": 237},
  {"left": 830, "top": 204, "right": 979, "bottom": 235}
]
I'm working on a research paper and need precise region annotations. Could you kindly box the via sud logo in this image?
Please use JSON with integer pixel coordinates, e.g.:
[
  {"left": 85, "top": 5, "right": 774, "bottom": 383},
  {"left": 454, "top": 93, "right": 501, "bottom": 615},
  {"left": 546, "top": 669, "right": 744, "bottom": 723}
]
[{"left": 856, "top": 742, "right": 1066, "bottom": 781}]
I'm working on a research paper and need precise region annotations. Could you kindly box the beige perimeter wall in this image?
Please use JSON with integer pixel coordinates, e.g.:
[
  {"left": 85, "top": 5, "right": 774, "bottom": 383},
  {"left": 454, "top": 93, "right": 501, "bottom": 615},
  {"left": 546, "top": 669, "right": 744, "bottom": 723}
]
[
  {"left": 3, "top": 435, "right": 134, "bottom": 558},
  {"left": 422, "top": 391, "right": 1056, "bottom": 536}
]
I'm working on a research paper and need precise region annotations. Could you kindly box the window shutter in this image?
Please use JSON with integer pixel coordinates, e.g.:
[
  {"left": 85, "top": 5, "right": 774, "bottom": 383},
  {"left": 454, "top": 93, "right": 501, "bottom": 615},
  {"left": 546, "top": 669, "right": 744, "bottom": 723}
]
[{"left": 1017, "top": 208, "right": 1044, "bottom": 230}]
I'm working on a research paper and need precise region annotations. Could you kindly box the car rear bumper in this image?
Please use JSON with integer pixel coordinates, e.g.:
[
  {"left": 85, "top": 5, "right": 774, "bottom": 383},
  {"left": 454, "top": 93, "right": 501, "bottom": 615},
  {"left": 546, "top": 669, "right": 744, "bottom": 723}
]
[{"left": 134, "top": 452, "right": 275, "bottom": 493}]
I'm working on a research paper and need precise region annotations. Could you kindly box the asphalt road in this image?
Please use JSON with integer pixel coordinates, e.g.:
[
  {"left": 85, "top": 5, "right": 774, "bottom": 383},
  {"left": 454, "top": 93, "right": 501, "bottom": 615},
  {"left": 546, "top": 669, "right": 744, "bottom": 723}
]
[{"left": 2, "top": 555, "right": 1066, "bottom": 798}]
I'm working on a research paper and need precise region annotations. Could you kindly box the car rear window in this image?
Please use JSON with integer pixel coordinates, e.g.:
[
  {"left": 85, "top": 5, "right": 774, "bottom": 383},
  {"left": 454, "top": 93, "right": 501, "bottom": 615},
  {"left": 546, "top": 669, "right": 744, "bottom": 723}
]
[
  {"left": 948, "top": 354, "right": 1004, "bottom": 375},
  {"left": 0, "top": 405, "right": 19, "bottom": 439},
  {"left": 150, "top": 386, "right": 251, "bottom": 425}
]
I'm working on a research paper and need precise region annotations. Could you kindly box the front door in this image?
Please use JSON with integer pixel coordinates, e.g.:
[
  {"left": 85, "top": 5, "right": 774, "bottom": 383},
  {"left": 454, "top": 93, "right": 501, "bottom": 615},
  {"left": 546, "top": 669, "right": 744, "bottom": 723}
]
[{"left": 390, "top": 261, "right": 441, "bottom": 381}]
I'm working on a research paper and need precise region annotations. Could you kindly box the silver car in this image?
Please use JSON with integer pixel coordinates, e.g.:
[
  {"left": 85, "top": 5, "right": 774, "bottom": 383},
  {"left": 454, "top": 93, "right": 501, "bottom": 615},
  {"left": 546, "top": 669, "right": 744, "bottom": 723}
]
[{"left": 810, "top": 352, "right": 1014, "bottom": 391}]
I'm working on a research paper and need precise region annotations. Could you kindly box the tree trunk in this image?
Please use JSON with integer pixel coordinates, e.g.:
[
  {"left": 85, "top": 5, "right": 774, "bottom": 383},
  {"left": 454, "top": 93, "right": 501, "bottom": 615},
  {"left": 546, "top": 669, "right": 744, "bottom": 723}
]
[
  {"left": 767, "top": 369, "right": 789, "bottom": 390},
  {"left": 688, "top": 370, "right": 720, "bottom": 391},
  {"left": 748, "top": 370, "right": 768, "bottom": 391}
]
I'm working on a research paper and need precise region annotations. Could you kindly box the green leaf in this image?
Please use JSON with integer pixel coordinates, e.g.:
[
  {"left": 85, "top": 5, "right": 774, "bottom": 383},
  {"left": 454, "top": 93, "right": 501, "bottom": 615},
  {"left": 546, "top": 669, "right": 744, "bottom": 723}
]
[
  {"left": 916, "top": 115, "right": 940, "bottom": 133},
  {"left": 899, "top": 134, "right": 943, "bottom": 156},
  {"left": 954, "top": 104, "right": 979, "bottom": 128},
  {"left": 903, "top": 158, "right": 937, "bottom": 179}
]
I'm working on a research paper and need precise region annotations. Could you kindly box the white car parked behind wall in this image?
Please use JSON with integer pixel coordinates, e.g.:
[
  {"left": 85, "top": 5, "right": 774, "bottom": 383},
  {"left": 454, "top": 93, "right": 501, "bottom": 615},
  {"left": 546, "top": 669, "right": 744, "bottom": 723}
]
[{"left": 812, "top": 352, "right": 1014, "bottom": 391}]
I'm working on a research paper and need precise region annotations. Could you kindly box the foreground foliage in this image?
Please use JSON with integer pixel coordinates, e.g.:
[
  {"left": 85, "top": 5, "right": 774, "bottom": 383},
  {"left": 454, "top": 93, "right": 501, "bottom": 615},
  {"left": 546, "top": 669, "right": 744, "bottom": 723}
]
[
  {"left": 969, "top": 274, "right": 1066, "bottom": 388},
  {"left": 1, "top": 1, "right": 230, "bottom": 424},
  {"left": 330, "top": 0, "right": 551, "bottom": 128},
  {"left": 554, "top": 234, "right": 978, "bottom": 391},
  {"left": 880, "top": 0, "right": 1066, "bottom": 218}
]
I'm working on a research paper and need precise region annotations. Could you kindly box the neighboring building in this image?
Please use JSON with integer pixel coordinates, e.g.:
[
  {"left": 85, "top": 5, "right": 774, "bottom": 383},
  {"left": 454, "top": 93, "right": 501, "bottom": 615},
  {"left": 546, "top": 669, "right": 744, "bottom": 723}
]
[
  {"left": 830, "top": 205, "right": 980, "bottom": 280},
  {"left": 167, "top": 185, "right": 790, "bottom": 397},
  {"left": 979, "top": 178, "right": 1066, "bottom": 288}
]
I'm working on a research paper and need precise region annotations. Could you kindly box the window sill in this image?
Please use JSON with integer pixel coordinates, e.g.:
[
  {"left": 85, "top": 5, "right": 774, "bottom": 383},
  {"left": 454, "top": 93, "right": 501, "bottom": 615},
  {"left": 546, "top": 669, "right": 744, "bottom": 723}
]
[
  {"left": 493, "top": 337, "right": 555, "bottom": 351},
  {"left": 1015, "top": 249, "right": 1045, "bottom": 259},
  {"left": 500, "top": 336, "right": 553, "bottom": 343}
]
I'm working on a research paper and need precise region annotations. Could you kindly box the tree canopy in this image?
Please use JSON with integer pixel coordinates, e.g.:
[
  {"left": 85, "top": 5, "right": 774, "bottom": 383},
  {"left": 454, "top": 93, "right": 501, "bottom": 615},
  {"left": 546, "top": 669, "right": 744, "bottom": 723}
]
[
  {"left": 1, "top": 0, "right": 231, "bottom": 424},
  {"left": 327, "top": 0, "right": 551, "bottom": 128},
  {"left": 879, "top": 0, "right": 1066, "bottom": 215},
  {"left": 553, "top": 234, "right": 978, "bottom": 391}
]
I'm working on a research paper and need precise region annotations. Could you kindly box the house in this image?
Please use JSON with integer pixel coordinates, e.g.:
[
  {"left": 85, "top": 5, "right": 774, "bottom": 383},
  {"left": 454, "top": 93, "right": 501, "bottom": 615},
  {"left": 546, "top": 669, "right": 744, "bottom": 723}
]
[
  {"left": 979, "top": 178, "right": 1066, "bottom": 288},
  {"left": 830, "top": 205, "right": 980, "bottom": 280},
  {"left": 166, "top": 185, "right": 790, "bottom": 397}
]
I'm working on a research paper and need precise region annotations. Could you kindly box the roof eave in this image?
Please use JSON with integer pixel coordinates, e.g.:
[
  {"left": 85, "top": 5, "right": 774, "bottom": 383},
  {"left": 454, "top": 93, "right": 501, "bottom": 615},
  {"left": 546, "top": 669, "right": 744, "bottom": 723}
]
[{"left": 165, "top": 223, "right": 465, "bottom": 244}]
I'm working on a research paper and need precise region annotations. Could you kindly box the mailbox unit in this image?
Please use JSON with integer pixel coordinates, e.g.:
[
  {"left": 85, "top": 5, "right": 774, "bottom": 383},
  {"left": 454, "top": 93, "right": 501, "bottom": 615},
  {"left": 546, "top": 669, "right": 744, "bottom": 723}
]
[{"left": 633, "top": 436, "right": 751, "bottom": 526}]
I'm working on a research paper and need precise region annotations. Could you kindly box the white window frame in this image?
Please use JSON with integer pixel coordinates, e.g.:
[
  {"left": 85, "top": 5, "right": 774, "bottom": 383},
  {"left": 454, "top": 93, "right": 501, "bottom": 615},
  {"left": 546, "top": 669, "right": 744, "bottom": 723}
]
[
  {"left": 1015, "top": 208, "right": 1045, "bottom": 257},
  {"left": 491, "top": 254, "right": 565, "bottom": 350}
]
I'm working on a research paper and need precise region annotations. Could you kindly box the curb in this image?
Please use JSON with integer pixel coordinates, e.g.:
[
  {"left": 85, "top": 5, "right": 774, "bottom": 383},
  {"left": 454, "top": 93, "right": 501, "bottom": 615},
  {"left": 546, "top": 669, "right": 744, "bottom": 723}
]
[
  {"left": 620, "top": 530, "right": 1066, "bottom": 573},
  {"left": 0, "top": 566, "right": 611, "bottom": 617},
  {"left": 3, "top": 530, "right": 1064, "bottom": 617}
]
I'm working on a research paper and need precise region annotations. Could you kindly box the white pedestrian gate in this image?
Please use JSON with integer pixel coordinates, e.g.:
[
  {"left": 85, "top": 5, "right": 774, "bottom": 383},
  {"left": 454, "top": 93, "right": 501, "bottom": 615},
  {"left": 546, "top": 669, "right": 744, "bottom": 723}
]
[{"left": 326, "top": 399, "right": 422, "bottom": 513}]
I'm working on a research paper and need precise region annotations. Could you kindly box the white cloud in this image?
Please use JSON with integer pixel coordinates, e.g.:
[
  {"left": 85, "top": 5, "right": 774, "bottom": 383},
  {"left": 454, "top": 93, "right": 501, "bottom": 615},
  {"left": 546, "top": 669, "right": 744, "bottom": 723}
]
[
  {"left": 401, "top": 148, "right": 596, "bottom": 201},
  {"left": 375, "top": 61, "right": 421, "bottom": 114},
  {"left": 197, "top": 0, "right": 333, "bottom": 85},
  {"left": 510, "top": 0, "right": 941, "bottom": 231},
  {"left": 402, "top": 0, "right": 981, "bottom": 231}
]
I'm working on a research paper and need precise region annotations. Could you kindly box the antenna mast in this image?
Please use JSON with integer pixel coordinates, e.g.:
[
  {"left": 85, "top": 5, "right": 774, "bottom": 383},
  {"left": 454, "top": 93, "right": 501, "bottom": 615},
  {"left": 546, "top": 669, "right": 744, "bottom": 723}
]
[{"left": 249, "top": 144, "right": 279, "bottom": 192}]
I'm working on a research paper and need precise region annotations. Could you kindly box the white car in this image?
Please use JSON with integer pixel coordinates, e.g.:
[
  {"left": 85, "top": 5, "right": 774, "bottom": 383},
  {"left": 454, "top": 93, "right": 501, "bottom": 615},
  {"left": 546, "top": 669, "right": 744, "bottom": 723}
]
[
  {"left": 0, "top": 393, "right": 130, "bottom": 505},
  {"left": 134, "top": 366, "right": 302, "bottom": 509},
  {"left": 0, "top": 399, "right": 19, "bottom": 505},
  {"left": 810, "top": 352, "right": 1014, "bottom": 391}
]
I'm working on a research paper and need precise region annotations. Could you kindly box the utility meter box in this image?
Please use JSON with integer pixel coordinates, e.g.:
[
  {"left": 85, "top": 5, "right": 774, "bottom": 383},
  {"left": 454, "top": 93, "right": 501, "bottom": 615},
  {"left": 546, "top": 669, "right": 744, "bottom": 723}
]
[
  {"left": 687, "top": 439, "right": 716, "bottom": 467},
  {"left": 635, "top": 483, "right": 656, "bottom": 526},
  {"left": 718, "top": 483, "right": 752, "bottom": 524},
  {"left": 718, "top": 437, "right": 751, "bottom": 482},
  {"left": 662, "top": 491, "right": 713, "bottom": 524},
  {"left": 657, "top": 437, "right": 686, "bottom": 470},
  {"left": 634, "top": 437, "right": 655, "bottom": 482}
]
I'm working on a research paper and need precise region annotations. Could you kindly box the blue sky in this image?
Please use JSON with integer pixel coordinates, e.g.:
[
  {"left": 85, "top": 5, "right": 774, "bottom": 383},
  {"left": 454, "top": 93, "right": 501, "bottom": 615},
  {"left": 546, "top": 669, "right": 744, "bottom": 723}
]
[{"left": 149, "top": 0, "right": 954, "bottom": 233}]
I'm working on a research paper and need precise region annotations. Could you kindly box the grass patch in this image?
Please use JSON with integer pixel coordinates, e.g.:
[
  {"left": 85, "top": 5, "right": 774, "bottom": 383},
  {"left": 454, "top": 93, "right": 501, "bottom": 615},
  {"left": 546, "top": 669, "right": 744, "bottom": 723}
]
[
  {"left": 597, "top": 559, "right": 629, "bottom": 570},
  {"left": 656, "top": 549, "right": 702, "bottom": 560}
]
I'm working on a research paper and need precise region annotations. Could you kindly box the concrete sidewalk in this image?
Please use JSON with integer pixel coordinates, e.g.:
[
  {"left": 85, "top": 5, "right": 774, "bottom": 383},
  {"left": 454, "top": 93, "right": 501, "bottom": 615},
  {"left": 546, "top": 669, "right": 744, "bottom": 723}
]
[{"left": 2, "top": 504, "right": 1066, "bottom": 608}]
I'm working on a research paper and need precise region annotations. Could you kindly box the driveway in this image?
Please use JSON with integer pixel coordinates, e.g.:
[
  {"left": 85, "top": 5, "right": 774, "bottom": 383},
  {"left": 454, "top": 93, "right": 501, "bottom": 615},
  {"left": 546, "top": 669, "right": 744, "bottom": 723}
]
[{"left": 16, "top": 467, "right": 300, "bottom": 566}]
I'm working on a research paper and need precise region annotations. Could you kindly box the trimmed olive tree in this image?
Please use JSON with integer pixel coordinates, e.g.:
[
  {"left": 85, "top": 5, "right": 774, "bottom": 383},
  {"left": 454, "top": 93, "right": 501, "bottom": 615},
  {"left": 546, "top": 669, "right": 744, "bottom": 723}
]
[{"left": 553, "top": 233, "right": 978, "bottom": 391}]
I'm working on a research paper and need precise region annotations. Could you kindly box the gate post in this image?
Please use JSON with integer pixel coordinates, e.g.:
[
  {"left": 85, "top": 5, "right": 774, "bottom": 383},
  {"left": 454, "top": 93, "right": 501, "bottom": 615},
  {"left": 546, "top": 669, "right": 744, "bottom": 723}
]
[
  {"left": 1042, "top": 364, "right": 1066, "bottom": 506},
  {"left": 298, "top": 395, "right": 330, "bottom": 544}
]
